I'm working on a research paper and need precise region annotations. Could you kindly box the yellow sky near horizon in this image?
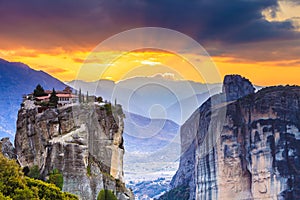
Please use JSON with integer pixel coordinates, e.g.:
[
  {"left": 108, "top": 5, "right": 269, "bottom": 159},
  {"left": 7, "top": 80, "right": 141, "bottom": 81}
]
[{"left": 1, "top": 48, "right": 300, "bottom": 86}]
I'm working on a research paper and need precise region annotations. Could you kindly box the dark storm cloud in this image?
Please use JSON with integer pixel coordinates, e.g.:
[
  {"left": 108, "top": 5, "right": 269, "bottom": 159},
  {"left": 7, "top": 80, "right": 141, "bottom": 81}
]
[
  {"left": 118, "top": 0, "right": 297, "bottom": 40},
  {"left": 0, "top": 0, "right": 298, "bottom": 50}
]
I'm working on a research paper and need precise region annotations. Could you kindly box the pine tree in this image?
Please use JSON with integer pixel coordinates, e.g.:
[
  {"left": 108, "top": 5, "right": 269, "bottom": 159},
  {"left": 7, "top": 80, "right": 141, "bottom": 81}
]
[
  {"left": 49, "top": 88, "right": 59, "bottom": 107},
  {"left": 79, "top": 89, "right": 82, "bottom": 103},
  {"left": 97, "top": 96, "right": 103, "bottom": 103},
  {"left": 33, "top": 84, "right": 46, "bottom": 97},
  {"left": 86, "top": 91, "right": 89, "bottom": 103}
]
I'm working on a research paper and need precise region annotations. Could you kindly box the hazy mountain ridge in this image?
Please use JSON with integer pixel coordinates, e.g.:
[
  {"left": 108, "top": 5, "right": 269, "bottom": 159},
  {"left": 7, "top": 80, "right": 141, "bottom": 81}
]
[
  {"left": 122, "top": 112, "right": 181, "bottom": 200},
  {"left": 123, "top": 111, "right": 180, "bottom": 153},
  {"left": 0, "top": 58, "right": 67, "bottom": 140},
  {"left": 67, "top": 78, "right": 223, "bottom": 125}
]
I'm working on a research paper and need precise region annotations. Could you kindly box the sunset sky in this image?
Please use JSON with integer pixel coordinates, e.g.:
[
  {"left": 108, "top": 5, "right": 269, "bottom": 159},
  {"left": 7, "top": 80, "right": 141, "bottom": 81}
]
[{"left": 0, "top": 0, "right": 300, "bottom": 86}]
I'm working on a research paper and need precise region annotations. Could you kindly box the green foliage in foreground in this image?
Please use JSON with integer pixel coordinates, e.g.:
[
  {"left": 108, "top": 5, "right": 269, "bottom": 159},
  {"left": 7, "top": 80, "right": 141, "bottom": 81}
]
[
  {"left": 157, "top": 185, "right": 190, "bottom": 200},
  {"left": 48, "top": 168, "right": 64, "bottom": 190},
  {"left": 0, "top": 192, "right": 11, "bottom": 200},
  {"left": 0, "top": 153, "right": 78, "bottom": 200},
  {"left": 26, "top": 177, "right": 77, "bottom": 200},
  {"left": 97, "top": 189, "right": 117, "bottom": 200},
  {"left": 28, "top": 165, "right": 40, "bottom": 179}
]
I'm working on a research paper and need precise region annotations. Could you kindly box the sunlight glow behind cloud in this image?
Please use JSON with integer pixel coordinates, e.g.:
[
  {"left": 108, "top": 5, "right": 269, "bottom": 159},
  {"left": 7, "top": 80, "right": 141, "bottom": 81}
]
[{"left": 140, "top": 60, "right": 162, "bottom": 66}]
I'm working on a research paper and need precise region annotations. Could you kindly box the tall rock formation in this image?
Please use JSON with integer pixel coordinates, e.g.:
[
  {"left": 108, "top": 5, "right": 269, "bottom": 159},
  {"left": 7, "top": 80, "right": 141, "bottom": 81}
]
[
  {"left": 15, "top": 102, "right": 133, "bottom": 200},
  {"left": 169, "top": 75, "right": 300, "bottom": 199},
  {"left": 170, "top": 75, "right": 254, "bottom": 195}
]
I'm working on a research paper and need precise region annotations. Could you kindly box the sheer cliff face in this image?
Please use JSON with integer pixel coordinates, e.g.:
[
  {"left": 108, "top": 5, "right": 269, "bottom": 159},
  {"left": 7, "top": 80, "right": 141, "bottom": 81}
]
[
  {"left": 15, "top": 103, "right": 133, "bottom": 200},
  {"left": 171, "top": 75, "right": 254, "bottom": 194},
  {"left": 171, "top": 76, "right": 300, "bottom": 199}
]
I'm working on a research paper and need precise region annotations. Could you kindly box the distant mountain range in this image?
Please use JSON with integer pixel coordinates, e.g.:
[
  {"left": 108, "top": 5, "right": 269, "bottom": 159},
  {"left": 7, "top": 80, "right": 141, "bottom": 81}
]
[
  {"left": 123, "top": 111, "right": 180, "bottom": 155},
  {"left": 0, "top": 58, "right": 67, "bottom": 140},
  {"left": 67, "top": 77, "right": 223, "bottom": 125}
]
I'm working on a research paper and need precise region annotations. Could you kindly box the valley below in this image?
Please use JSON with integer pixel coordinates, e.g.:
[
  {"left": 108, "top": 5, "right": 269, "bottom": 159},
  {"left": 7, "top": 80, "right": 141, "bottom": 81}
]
[{"left": 124, "top": 161, "right": 179, "bottom": 200}]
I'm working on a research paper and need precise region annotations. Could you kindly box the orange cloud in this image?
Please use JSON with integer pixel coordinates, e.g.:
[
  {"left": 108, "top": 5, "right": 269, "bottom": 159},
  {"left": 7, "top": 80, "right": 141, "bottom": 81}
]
[
  {"left": 72, "top": 58, "right": 85, "bottom": 63},
  {"left": 42, "top": 67, "right": 68, "bottom": 74}
]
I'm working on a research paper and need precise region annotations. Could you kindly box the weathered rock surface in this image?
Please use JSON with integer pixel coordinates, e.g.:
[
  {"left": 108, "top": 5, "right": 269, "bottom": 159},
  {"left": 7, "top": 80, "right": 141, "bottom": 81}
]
[
  {"left": 169, "top": 75, "right": 300, "bottom": 199},
  {"left": 222, "top": 74, "right": 255, "bottom": 102},
  {"left": 170, "top": 75, "right": 254, "bottom": 196},
  {"left": 15, "top": 103, "right": 133, "bottom": 200},
  {"left": 0, "top": 137, "right": 16, "bottom": 160}
]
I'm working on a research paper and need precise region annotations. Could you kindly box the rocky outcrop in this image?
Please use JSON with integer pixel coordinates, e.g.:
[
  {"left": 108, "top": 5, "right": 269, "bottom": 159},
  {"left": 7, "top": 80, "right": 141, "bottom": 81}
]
[
  {"left": 222, "top": 74, "right": 255, "bottom": 102},
  {"left": 170, "top": 75, "right": 254, "bottom": 196},
  {"left": 169, "top": 75, "right": 300, "bottom": 199},
  {"left": 0, "top": 137, "right": 16, "bottom": 160},
  {"left": 15, "top": 103, "right": 133, "bottom": 200}
]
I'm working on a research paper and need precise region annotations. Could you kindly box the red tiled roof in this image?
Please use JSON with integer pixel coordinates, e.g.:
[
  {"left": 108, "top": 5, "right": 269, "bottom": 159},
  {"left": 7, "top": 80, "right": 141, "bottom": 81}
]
[
  {"left": 56, "top": 94, "right": 77, "bottom": 98},
  {"left": 44, "top": 90, "right": 71, "bottom": 94},
  {"left": 36, "top": 95, "right": 50, "bottom": 100},
  {"left": 35, "top": 94, "right": 77, "bottom": 100}
]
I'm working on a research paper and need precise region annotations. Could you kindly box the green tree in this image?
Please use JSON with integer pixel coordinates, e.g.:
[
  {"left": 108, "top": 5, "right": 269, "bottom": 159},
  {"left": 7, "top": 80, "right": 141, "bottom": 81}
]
[
  {"left": 78, "top": 89, "right": 82, "bottom": 103},
  {"left": 12, "top": 187, "right": 35, "bottom": 199},
  {"left": 0, "top": 153, "right": 27, "bottom": 197},
  {"left": 28, "top": 165, "right": 40, "bottom": 179},
  {"left": 97, "top": 189, "right": 117, "bottom": 200},
  {"left": 97, "top": 96, "right": 103, "bottom": 103},
  {"left": 26, "top": 177, "right": 77, "bottom": 200},
  {"left": 0, "top": 153, "right": 78, "bottom": 200},
  {"left": 49, "top": 88, "right": 59, "bottom": 107},
  {"left": 0, "top": 191, "right": 11, "bottom": 200},
  {"left": 33, "top": 84, "right": 46, "bottom": 97},
  {"left": 104, "top": 103, "right": 112, "bottom": 115},
  {"left": 48, "top": 169, "right": 64, "bottom": 190}
]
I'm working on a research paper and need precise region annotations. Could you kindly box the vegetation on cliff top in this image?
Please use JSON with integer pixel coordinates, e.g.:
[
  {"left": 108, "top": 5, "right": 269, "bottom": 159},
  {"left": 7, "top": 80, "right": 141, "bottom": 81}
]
[
  {"left": 49, "top": 88, "right": 59, "bottom": 107},
  {"left": 33, "top": 84, "right": 47, "bottom": 97},
  {"left": 0, "top": 153, "right": 78, "bottom": 200}
]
